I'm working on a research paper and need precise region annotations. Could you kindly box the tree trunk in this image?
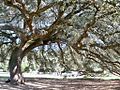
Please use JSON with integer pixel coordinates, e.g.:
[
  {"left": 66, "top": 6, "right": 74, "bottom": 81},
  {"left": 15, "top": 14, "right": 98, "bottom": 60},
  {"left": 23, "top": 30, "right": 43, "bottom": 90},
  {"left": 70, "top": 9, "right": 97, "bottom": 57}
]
[
  {"left": 7, "top": 47, "right": 25, "bottom": 85},
  {"left": 6, "top": 37, "right": 43, "bottom": 84}
]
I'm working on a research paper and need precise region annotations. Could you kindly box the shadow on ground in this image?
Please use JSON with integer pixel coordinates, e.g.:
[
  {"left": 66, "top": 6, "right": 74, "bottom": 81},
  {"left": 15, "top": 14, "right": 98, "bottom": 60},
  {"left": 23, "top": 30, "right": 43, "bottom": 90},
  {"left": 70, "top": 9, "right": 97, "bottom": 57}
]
[{"left": 0, "top": 79, "right": 120, "bottom": 90}]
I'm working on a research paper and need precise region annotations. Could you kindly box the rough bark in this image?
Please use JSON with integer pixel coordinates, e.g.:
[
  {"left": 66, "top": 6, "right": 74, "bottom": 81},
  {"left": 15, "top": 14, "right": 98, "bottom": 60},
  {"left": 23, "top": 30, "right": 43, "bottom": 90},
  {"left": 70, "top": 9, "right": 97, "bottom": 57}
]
[{"left": 6, "top": 47, "right": 25, "bottom": 85}]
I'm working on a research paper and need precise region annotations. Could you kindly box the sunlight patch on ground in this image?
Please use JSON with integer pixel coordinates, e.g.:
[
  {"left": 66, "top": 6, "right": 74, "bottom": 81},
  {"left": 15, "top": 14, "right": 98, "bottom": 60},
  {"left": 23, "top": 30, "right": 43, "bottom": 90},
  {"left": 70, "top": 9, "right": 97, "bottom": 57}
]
[{"left": 0, "top": 72, "right": 120, "bottom": 80}]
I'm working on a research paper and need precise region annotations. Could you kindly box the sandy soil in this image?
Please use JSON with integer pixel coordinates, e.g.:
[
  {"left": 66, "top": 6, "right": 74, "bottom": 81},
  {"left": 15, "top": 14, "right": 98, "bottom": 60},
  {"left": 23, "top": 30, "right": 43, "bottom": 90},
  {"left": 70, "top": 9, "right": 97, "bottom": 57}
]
[{"left": 0, "top": 79, "right": 120, "bottom": 90}]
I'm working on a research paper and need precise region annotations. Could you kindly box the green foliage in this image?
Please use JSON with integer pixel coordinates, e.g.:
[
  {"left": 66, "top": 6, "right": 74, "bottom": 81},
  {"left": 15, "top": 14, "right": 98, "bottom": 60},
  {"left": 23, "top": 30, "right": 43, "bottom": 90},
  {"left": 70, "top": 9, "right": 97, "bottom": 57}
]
[{"left": 0, "top": 0, "right": 120, "bottom": 77}]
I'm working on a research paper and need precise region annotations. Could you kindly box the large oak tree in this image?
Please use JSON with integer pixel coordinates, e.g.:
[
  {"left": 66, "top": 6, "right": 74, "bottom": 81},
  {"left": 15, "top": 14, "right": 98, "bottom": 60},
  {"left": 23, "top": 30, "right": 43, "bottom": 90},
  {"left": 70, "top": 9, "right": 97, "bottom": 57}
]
[{"left": 0, "top": 0, "right": 120, "bottom": 84}]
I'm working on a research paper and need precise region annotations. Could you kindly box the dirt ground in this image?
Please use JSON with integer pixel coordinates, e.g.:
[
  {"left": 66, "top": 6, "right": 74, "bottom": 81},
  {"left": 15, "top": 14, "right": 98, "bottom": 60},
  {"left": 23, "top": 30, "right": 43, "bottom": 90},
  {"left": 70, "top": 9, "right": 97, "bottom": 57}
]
[{"left": 0, "top": 79, "right": 120, "bottom": 90}]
